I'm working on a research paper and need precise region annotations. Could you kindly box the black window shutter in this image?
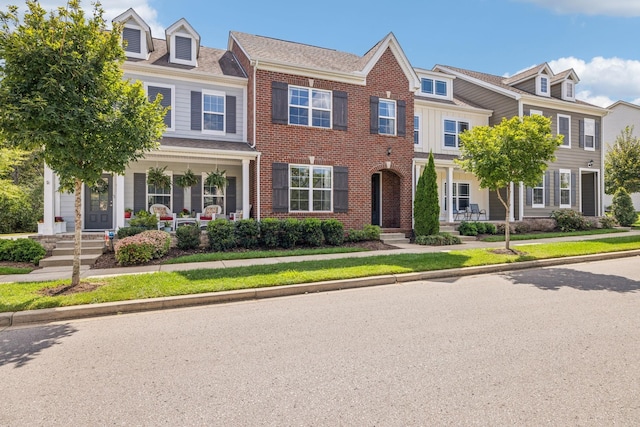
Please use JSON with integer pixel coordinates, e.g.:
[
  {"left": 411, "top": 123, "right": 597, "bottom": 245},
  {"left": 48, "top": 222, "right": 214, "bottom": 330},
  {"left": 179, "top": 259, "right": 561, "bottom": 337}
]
[
  {"left": 526, "top": 187, "right": 532, "bottom": 206},
  {"left": 227, "top": 177, "right": 237, "bottom": 214},
  {"left": 148, "top": 86, "right": 172, "bottom": 128},
  {"left": 191, "top": 91, "right": 202, "bottom": 130},
  {"left": 370, "top": 96, "right": 379, "bottom": 134},
  {"left": 173, "top": 175, "right": 183, "bottom": 212},
  {"left": 397, "top": 100, "right": 406, "bottom": 137},
  {"left": 272, "top": 82, "right": 288, "bottom": 125},
  {"left": 191, "top": 176, "right": 202, "bottom": 212},
  {"left": 175, "top": 35, "right": 192, "bottom": 61},
  {"left": 579, "top": 119, "right": 584, "bottom": 148},
  {"left": 333, "top": 166, "right": 349, "bottom": 213},
  {"left": 333, "top": 91, "right": 348, "bottom": 131},
  {"left": 595, "top": 121, "right": 601, "bottom": 149},
  {"left": 226, "top": 95, "right": 236, "bottom": 134},
  {"left": 545, "top": 171, "right": 550, "bottom": 206},
  {"left": 571, "top": 173, "right": 576, "bottom": 206},
  {"left": 272, "top": 162, "right": 289, "bottom": 212},
  {"left": 123, "top": 27, "right": 141, "bottom": 53},
  {"left": 554, "top": 170, "right": 559, "bottom": 206},
  {"left": 133, "top": 173, "right": 147, "bottom": 213}
]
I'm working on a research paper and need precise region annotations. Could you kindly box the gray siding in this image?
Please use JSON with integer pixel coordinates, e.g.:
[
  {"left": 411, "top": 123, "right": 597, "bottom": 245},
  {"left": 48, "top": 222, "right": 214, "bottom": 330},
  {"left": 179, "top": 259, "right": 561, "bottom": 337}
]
[
  {"left": 125, "top": 72, "right": 246, "bottom": 143},
  {"left": 513, "top": 80, "right": 536, "bottom": 95},
  {"left": 453, "top": 79, "right": 518, "bottom": 125}
]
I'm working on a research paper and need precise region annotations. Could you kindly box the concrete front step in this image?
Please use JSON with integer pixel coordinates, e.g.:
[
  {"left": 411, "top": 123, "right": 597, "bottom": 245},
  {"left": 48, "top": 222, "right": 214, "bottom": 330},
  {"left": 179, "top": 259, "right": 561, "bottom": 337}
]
[
  {"left": 52, "top": 247, "right": 105, "bottom": 256},
  {"left": 39, "top": 239, "right": 107, "bottom": 267},
  {"left": 380, "top": 233, "right": 410, "bottom": 245},
  {"left": 39, "top": 254, "right": 102, "bottom": 268},
  {"left": 55, "top": 240, "right": 105, "bottom": 249}
]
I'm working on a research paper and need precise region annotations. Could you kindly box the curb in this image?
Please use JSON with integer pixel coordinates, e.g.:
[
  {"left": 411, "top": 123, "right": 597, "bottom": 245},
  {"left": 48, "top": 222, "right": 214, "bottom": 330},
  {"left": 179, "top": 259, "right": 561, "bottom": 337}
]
[{"left": 3, "top": 249, "right": 640, "bottom": 327}]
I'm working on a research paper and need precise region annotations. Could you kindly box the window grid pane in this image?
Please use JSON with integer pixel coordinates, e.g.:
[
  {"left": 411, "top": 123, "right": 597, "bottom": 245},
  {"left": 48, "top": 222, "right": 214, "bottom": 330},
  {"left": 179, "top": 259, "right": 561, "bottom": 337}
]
[
  {"left": 289, "top": 165, "right": 332, "bottom": 211},
  {"left": 435, "top": 80, "right": 447, "bottom": 96}
]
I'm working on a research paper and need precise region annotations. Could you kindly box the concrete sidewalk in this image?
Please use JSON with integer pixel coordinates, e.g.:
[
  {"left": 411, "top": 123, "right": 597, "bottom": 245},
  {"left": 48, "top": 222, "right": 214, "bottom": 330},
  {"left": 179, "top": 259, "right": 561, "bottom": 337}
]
[{"left": 2, "top": 229, "right": 640, "bottom": 327}]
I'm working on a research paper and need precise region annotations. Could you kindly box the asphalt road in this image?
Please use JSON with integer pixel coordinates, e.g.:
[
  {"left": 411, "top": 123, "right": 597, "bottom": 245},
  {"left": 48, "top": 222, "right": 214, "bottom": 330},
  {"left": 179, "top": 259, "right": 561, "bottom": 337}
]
[{"left": 2, "top": 257, "right": 640, "bottom": 426}]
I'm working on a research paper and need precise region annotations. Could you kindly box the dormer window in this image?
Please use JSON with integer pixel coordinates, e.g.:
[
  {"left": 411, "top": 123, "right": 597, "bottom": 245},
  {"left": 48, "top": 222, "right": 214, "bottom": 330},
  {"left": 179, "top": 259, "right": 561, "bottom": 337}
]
[
  {"left": 175, "top": 35, "right": 193, "bottom": 61},
  {"left": 166, "top": 18, "right": 200, "bottom": 67},
  {"left": 421, "top": 78, "right": 448, "bottom": 98},
  {"left": 113, "top": 8, "right": 153, "bottom": 60},
  {"left": 562, "top": 81, "right": 575, "bottom": 101},
  {"left": 536, "top": 75, "right": 550, "bottom": 97},
  {"left": 123, "top": 27, "right": 141, "bottom": 54}
]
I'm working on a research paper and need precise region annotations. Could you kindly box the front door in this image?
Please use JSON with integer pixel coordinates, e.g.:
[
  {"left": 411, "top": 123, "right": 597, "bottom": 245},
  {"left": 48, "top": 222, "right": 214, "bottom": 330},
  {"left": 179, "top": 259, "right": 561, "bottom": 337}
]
[
  {"left": 582, "top": 171, "right": 597, "bottom": 216},
  {"left": 371, "top": 173, "right": 381, "bottom": 226},
  {"left": 84, "top": 174, "right": 113, "bottom": 230}
]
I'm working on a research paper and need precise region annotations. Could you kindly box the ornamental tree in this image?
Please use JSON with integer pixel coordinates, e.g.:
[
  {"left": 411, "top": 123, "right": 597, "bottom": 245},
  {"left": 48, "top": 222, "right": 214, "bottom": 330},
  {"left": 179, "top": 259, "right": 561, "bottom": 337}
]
[
  {"left": 0, "top": 1, "right": 166, "bottom": 285},
  {"left": 604, "top": 126, "right": 640, "bottom": 196},
  {"left": 414, "top": 151, "right": 439, "bottom": 236},
  {"left": 456, "top": 115, "right": 562, "bottom": 251}
]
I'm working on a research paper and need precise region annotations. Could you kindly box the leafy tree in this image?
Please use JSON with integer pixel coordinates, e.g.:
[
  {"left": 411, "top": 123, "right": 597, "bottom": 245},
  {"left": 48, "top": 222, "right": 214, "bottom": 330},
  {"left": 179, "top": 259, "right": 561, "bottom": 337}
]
[
  {"left": 611, "top": 187, "right": 637, "bottom": 227},
  {"left": 604, "top": 126, "right": 640, "bottom": 195},
  {"left": 0, "top": 143, "right": 42, "bottom": 232},
  {"left": 414, "top": 151, "right": 439, "bottom": 236},
  {"left": 0, "top": 1, "right": 166, "bottom": 285},
  {"left": 457, "top": 115, "right": 562, "bottom": 251}
]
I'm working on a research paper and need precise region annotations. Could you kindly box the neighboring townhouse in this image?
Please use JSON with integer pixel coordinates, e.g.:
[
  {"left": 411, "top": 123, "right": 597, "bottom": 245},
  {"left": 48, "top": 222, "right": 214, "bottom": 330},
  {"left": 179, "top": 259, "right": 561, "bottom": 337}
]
[
  {"left": 40, "top": 9, "right": 257, "bottom": 234},
  {"left": 229, "top": 31, "right": 419, "bottom": 232},
  {"left": 602, "top": 100, "right": 640, "bottom": 210},
  {"left": 434, "top": 63, "right": 608, "bottom": 220},
  {"left": 412, "top": 68, "right": 493, "bottom": 222}
]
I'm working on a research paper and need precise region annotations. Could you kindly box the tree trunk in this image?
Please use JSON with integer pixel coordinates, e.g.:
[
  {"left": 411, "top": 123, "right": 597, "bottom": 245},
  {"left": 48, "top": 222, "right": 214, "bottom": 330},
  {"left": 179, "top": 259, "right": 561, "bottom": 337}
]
[
  {"left": 72, "top": 178, "right": 83, "bottom": 286},
  {"left": 495, "top": 186, "right": 511, "bottom": 251}
]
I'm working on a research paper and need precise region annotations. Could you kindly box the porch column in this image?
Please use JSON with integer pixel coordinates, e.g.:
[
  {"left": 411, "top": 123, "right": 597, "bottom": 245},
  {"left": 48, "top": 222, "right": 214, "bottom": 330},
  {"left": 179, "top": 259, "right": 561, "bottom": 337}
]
[
  {"left": 412, "top": 161, "right": 420, "bottom": 228},
  {"left": 115, "top": 174, "right": 125, "bottom": 229},
  {"left": 509, "top": 182, "right": 515, "bottom": 222},
  {"left": 242, "top": 159, "right": 250, "bottom": 219},
  {"left": 42, "top": 164, "right": 55, "bottom": 235},
  {"left": 518, "top": 182, "right": 524, "bottom": 221},
  {"left": 447, "top": 167, "right": 454, "bottom": 223}
]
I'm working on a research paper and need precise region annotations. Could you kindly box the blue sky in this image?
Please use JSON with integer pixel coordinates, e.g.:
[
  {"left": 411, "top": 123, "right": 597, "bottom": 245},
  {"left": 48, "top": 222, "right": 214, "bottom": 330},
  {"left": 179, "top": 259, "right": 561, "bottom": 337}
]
[{"left": 3, "top": 0, "right": 640, "bottom": 107}]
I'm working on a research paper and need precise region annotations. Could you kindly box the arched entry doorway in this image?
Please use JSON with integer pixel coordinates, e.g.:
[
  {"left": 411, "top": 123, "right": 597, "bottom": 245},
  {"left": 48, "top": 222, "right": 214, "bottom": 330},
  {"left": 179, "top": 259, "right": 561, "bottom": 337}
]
[{"left": 371, "top": 170, "right": 401, "bottom": 228}]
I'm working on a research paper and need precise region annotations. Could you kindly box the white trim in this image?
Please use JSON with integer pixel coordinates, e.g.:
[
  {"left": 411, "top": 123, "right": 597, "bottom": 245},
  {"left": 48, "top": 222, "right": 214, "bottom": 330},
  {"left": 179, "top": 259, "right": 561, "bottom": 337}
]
[
  {"left": 578, "top": 168, "right": 600, "bottom": 215},
  {"left": 289, "top": 164, "right": 333, "bottom": 213},
  {"left": 288, "top": 85, "right": 332, "bottom": 129},
  {"left": 169, "top": 32, "right": 198, "bottom": 67},
  {"left": 559, "top": 169, "right": 571, "bottom": 209},
  {"left": 443, "top": 117, "right": 470, "bottom": 149},
  {"left": 529, "top": 109, "right": 543, "bottom": 116},
  {"left": 536, "top": 75, "right": 550, "bottom": 97},
  {"left": 201, "top": 89, "right": 226, "bottom": 136},
  {"left": 419, "top": 77, "right": 450, "bottom": 100},
  {"left": 562, "top": 80, "right": 575, "bottom": 102},
  {"left": 532, "top": 175, "right": 545, "bottom": 208},
  {"left": 414, "top": 114, "right": 421, "bottom": 146},
  {"left": 557, "top": 113, "right": 571, "bottom": 148},
  {"left": 378, "top": 99, "right": 397, "bottom": 136},
  {"left": 144, "top": 82, "right": 175, "bottom": 132},
  {"left": 373, "top": 172, "right": 383, "bottom": 227},
  {"left": 122, "top": 24, "right": 148, "bottom": 60},
  {"left": 583, "top": 118, "right": 596, "bottom": 151}
]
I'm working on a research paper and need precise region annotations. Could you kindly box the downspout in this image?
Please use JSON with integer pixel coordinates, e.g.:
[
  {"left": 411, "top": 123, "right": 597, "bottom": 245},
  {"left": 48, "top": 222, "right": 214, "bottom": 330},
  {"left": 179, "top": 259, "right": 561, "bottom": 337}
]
[
  {"left": 251, "top": 60, "right": 260, "bottom": 220},
  {"left": 411, "top": 158, "right": 416, "bottom": 229},
  {"left": 257, "top": 153, "right": 261, "bottom": 220}
]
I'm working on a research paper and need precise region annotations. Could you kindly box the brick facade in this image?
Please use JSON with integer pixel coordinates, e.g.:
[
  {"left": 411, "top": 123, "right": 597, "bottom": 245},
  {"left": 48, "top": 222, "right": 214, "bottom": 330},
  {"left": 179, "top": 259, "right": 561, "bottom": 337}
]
[{"left": 232, "top": 43, "right": 415, "bottom": 231}]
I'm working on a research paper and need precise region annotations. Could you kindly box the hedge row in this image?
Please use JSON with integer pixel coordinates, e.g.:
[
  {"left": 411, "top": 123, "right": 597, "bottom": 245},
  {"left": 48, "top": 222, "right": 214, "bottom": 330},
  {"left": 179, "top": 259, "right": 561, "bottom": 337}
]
[{"left": 0, "top": 238, "right": 46, "bottom": 264}]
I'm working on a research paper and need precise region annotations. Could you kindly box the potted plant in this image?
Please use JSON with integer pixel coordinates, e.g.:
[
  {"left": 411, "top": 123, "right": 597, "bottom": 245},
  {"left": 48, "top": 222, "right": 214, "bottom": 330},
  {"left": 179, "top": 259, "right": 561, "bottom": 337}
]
[
  {"left": 163, "top": 221, "right": 173, "bottom": 232},
  {"left": 147, "top": 166, "right": 171, "bottom": 190},
  {"left": 175, "top": 168, "right": 199, "bottom": 188},
  {"left": 124, "top": 208, "right": 133, "bottom": 219},
  {"left": 205, "top": 169, "right": 228, "bottom": 192},
  {"left": 179, "top": 208, "right": 190, "bottom": 218}
]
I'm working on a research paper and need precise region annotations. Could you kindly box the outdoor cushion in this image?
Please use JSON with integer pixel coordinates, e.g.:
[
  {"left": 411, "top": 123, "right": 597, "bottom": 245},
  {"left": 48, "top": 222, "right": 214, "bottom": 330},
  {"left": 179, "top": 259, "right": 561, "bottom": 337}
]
[
  {"left": 199, "top": 216, "right": 212, "bottom": 220},
  {"left": 160, "top": 216, "right": 173, "bottom": 221}
]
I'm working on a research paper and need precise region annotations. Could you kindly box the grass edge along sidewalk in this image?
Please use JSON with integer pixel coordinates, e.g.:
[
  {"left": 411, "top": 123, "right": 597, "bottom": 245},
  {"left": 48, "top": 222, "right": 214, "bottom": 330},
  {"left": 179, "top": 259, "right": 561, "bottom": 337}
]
[{"left": 2, "top": 234, "right": 640, "bottom": 316}]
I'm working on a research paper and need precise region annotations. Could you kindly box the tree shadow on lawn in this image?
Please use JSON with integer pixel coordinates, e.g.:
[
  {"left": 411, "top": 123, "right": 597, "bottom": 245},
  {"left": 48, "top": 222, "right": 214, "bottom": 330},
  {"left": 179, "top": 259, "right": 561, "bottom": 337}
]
[
  {"left": 504, "top": 268, "right": 640, "bottom": 293},
  {"left": 0, "top": 324, "right": 77, "bottom": 368}
]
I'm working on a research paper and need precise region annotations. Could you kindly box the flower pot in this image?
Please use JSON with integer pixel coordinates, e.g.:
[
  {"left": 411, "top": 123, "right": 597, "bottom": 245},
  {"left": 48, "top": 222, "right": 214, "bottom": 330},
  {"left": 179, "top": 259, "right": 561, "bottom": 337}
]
[{"left": 125, "top": 212, "right": 132, "bottom": 219}]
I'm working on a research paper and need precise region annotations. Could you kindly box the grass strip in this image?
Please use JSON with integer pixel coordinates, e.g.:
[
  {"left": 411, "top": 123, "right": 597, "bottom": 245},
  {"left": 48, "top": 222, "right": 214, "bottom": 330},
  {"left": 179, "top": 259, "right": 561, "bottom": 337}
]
[
  {"left": 481, "top": 228, "right": 627, "bottom": 242},
  {"left": 0, "top": 266, "right": 33, "bottom": 275},
  {"left": 163, "top": 246, "right": 367, "bottom": 264},
  {"left": 2, "top": 235, "right": 640, "bottom": 313}
]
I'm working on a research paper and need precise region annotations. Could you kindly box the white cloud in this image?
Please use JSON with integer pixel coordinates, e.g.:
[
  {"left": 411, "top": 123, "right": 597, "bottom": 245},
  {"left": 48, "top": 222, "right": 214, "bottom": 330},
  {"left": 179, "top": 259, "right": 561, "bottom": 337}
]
[
  {"left": 549, "top": 57, "right": 640, "bottom": 107},
  {"left": 0, "top": 1, "right": 164, "bottom": 37},
  {"left": 513, "top": 0, "right": 640, "bottom": 16}
]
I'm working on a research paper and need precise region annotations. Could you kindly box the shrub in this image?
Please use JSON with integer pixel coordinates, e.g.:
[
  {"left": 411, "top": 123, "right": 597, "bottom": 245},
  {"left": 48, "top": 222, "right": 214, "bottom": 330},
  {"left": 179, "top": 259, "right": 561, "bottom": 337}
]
[
  {"left": 321, "top": 219, "right": 344, "bottom": 246},
  {"left": 206, "top": 219, "right": 236, "bottom": 251},
  {"left": 300, "top": 218, "right": 324, "bottom": 246},
  {"left": 116, "top": 226, "right": 146, "bottom": 239},
  {"left": 280, "top": 218, "right": 301, "bottom": 249},
  {"left": 175, "top": 225, "right": 201, "bottom": 250},
  {"left": 414, "top": 152, "right": 440, "bottom": 236},
  {"left": 514, "top": 221, "right": 531, "bottom": 234},
  {"left": 139, "top": 230, "right": 171, "bottom": 258},
  {"left": 482, "top": 223, "right": 497, "bottom": 234},
  {"left": 611, "top": 188, "right": 638, "bottom": 227},
  {"left": 363, "top": 224, "right": 381, "bottom": 240},
  {"left": 259, "top": 218, "right": 281, "bottom": 248},
  {"left": 551, "top": 209, "right": 590, "bottom": 232},
  {"left": 128, "top": 210, "right": 158, "bottom": 230},
  {"left": 458, "top": 221, "right": 478, "bottom": 236},
  {"left": 598, "top": 215, "right": 617, "bottom": 229},
  {"left": 415, "top": 233, "right": 462, "bottom": 246},
  {"left": 235, "top": 219, "right": 260, "bottom": 249},
  {"left": 496, "top": 222, "right": 515, "bottom": 235},
  {"left": 0, "top": 238, "right": 46, "bottom": 264},
  {"left": 115, "top": 238, "right": 154, "bottom": 266}
]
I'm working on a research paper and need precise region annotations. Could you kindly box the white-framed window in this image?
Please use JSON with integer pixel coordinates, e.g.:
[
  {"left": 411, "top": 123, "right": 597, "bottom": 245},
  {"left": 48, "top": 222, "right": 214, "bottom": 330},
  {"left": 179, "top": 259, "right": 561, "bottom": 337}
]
[
  {"left": 147, "top": 171, "right": 172, "bottom": 210},
  {"left": 559, "top": 169, "right": 571, "bottom": 208},
  {"left": 536, "top": 75, "right": 550, "bottom": 97},
  {"left": 414, "top": 115, "right": 421, "bottom": 145},
  {"left": 170, "top": 33, "right": 197, "bottom": 66},
  {"left": 563, "top": 81, "right": 575, "bottom": 101},
  {"left": 202, "top": 90, "right": 225, "bottom": 134},
  {"left": 378, "top": 99, "right": 396, "bottom": 135},
  {"left": 420, "top": 78, "right": 447, "bottom": 97},
  {"left": 533, "top": 176, "right": 545, "bottom": 208},
  {"left": 288, "top": 85, "right": 331, "bottom": 128},
  {"left": 444, "top": 182, "right": 470, "bottom": 211},
  {"left": 122, "top": 25, "right": 143, "bottom": 57},
  {"left": 558, "top": 114, "right": 571, "bottom": 148},
  {"left": 529, "top": 109, "right": 543, "bottom": 116},
  {"left": 290, "top": 165, "right": 332, "bottom": 212},
  {"left": 584, "top": 118, "right": 595, "bottom": 151},
  {"left": 443, "top": 119, "right": 469, "bottom": 148},
  {"left": 145, "top": 83, "right": 174, "bottom": 131},
  {"left": 202, "top": 173, "right": 225, "bottom": 214}
]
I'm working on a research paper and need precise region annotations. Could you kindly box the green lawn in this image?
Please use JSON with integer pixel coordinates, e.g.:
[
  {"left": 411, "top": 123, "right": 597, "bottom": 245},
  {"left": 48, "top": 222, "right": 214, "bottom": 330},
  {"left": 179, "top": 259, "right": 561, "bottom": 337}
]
[
  {"left": 164, "top": 246, "right": 367, "bottom": 264},
  {"left": 3, "top": 235, "right": 640, "bottom": 313},
  {"left": 0, "top": 266, "right": 33, "bottom": 275},
  {"left": 481, "top": 228, "right": 627, "bottom": 242}
]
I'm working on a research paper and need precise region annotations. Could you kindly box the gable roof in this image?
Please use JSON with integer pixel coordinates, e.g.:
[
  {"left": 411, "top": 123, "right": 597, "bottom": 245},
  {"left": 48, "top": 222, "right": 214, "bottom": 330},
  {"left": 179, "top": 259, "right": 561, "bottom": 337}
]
[
  {"left": 503, "top": 63, "right": 552, "bottom": 86},
  {"left": 229, "top": 31, "right": 419, "bottom": 89},
  {"left": 112, "top": 7, "right": 154, "bottom": 52}
]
